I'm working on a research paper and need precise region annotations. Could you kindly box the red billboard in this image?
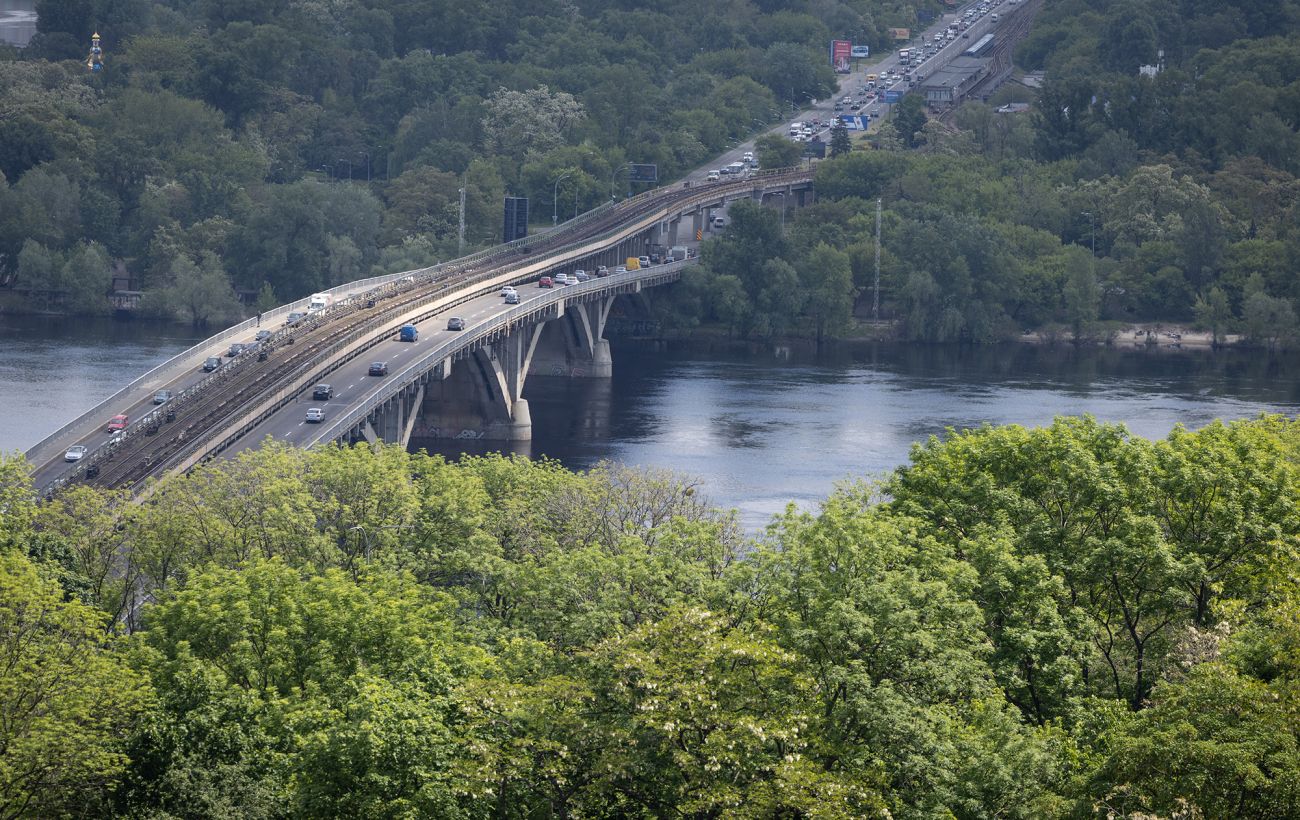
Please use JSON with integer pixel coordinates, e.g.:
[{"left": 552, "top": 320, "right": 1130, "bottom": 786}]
[{"left": 830, "top": 39, "right": 852, "bottom": 73}]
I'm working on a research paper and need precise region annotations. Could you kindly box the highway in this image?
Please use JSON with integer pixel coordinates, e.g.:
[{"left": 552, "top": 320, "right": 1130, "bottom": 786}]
[
  {"left": 223, "top": 279, "right": 571, "bottom": 453},
  {"left": 688, "top": 0, "right": 1006, "bottom": 182}
]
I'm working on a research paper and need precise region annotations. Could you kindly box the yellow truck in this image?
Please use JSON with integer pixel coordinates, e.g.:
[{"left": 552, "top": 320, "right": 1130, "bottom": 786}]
[{"left": 625, "top": 257, "right": 641, "bottom": 271}]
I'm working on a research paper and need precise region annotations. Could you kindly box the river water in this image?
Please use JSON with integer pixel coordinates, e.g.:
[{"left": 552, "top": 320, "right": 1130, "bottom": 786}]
[{"left": 4, "top": 315, "right": 1300, "bottom": 530}]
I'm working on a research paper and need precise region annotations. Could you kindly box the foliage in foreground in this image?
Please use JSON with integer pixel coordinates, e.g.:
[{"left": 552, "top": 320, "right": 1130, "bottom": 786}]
[{"left": 2, "top": 417, "right": 1300, "bottom": 817}]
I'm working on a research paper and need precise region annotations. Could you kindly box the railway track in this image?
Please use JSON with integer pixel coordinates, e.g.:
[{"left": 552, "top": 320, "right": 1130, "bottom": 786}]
[
  {"left": 958, "top": 0, "right": 1044, "bottom": 104},
  {"left": 72, "top": 169, "right": 811, "bottom": 492}
]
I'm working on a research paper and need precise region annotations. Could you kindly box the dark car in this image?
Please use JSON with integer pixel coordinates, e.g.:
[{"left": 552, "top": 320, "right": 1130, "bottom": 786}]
[
  {"left": 255, "top": 329, "right": 272, "bottom": 342},
  {"left": 369, "top": 362, "right": 389, "bottom": 376},
  {"left": 203, "top": 356, "right": 221, "bottom": 372},
  {"left": 446, "top": 317, "right": 466, "bottom": 331},
  {"left": 227, "top": 343, "right": 244, "bottom": 357},
  {"left": 312, "top": 384, "right": 333, "bottom": 400},
  {"left": 152, "top": 389, "right": 172, "bottom": 405},
  {"left": 504, "top": 292, "right": 520, "bottom": 304}
]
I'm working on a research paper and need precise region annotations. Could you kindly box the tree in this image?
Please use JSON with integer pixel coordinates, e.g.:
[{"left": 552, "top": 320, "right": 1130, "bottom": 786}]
[
  {"left": 893, "top": 94, "right": 928, "bottom": 149},
  {"left": 1062, "top": 248, "right": 1100, "bottom": 343},
  {"left": 481, "top": 85, "right": 585, "bottom": 160},
  {"left": 799, "top": 242, "right": 855, "bottom": 344},
  {"left": 829, "top": 120, "right": 851, "bottom": 157},
  {"left": 147, "top": 251, "right": 243, "bottom": 327},
  {"left": 1192, "top": 286, "right": 1233, "bottom": 346},
  {"left": 0, "top": 552, "right": 148, "bottom": 818},
  {"left": 754, "top": 133, "right": 803, "bottom": 171}
]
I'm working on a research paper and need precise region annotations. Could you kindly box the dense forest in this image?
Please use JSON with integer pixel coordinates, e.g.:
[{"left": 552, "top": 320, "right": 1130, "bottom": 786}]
[
  {"left": 668, "top": 0, "right": 1300, "bottom": 345},
  {"left": 3, "top": 414, "right": 1300, "bottom": 817},
  {"left": 0, "top": 0, "right": 952, "bottom": 322}
]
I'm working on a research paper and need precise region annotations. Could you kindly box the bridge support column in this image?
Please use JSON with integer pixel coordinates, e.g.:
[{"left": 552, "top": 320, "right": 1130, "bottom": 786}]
[
  {"left": 529, "top": 296, "right": 615, "bottom": 378},
  {"left": 414, "top": 322, "right": 544, "bottom": 441},
  {"left": 366, "top": 382, "right": 426, "bottom": 447}
]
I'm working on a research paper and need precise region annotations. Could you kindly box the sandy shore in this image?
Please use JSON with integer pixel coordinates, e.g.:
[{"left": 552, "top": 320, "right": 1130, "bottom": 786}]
[{"left": 1020, "top": 324, "right": 1242, "bottom": 349}]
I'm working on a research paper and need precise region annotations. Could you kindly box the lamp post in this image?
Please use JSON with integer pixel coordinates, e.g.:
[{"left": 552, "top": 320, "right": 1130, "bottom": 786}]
[
  {"left": 319, "top": 164, "right": 330, "bottom": 181},
  {"left": 359, "top": 151, "right": 371, "bottom": 182},
  {"left": 609, "top": 163, "right": 630, "bottom": 201},
  {"left": 773, "top": 191, "right": 787, "bottom": 235},
  {"left": 552, "top": 170, "right": 573, "bottom": 226},
  {"left": 1082, "top": 210, "right": 1096, "bottom": 280},
  {"left": 337, "top": 158, "right": 351, "bottom": 181}
]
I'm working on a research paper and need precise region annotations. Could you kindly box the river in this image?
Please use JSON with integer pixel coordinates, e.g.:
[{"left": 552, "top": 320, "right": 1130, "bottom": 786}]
[{"left": 4, "top": 315, "right": 1299, "bottom": 530}]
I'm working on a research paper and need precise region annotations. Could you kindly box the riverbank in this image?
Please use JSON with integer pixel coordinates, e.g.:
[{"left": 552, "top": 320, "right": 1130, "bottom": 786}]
[{"left": 658, "top": 320, "right": 1254, "bottom": 353}]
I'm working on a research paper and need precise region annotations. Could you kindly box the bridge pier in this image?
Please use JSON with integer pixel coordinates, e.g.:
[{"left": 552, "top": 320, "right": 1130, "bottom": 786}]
[
  {"left": 360, "top": 381, "right": 426, "bottom": 448},
  {"left": 413, "top": 322, "right": 544, "bottom": 441}
]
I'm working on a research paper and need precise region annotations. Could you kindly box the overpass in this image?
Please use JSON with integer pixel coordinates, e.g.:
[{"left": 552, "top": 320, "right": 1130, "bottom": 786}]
[{"left": 27, "top": 168, "right": 815, "bottom": 496}]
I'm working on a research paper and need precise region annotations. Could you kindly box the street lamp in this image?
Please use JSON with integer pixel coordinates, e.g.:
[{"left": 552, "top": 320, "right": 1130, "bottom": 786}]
[
  {"left": 609, "top": 162, "right": 630, "bottom": 200},
  {"left": 359, "top": 151, "right": 371, "bottom": 182},
  {"left": 552, "top": 170, "right": 573, "bottom": 226},
  {"left": 337, "top": 158, "right": 351, "bottom": 181},
  {"left": 318, "top": 164, "right": 330, "bottom": 180}
]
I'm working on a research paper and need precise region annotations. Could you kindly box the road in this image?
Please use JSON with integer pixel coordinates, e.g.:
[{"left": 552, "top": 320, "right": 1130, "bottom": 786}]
[
  {"left": 684, "top": 0, "right": 1006, "bottom": 183},
  {"left": 222, "top": 280, "right": 599, "bottom": 452}
]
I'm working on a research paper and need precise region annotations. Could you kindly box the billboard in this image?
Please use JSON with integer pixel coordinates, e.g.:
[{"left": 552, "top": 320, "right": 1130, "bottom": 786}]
[
  {"left": 830, "top": 39, "right": 852, "bottom": 73},
  {"left": 838, "top": 115, "right": 871, "bottom": 130},
  {"left": 803, "top": 141, "right": 827, "bottom": 159},
  {"left": 850, "top": 45, "right": 870, "bottom": 58},
  {"left": 889, "top": 27, "right": 911, "bottom": 40},
  {"left": 884, "top": 90, "right": 903, "bottom": 103},
  {"left": 628, "top": 163, "right": 658, "bottom": 183}
]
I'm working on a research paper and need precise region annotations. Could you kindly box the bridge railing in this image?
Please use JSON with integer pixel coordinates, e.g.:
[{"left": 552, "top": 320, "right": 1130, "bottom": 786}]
[{"left": 303, "top": 259, "right": 696, "bottom": 447}]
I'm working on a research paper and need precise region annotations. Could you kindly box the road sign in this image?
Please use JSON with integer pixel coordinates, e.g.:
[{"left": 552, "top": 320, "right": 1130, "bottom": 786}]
[{"left": 629, "top": 163, "right": 658, "bottom": 183}]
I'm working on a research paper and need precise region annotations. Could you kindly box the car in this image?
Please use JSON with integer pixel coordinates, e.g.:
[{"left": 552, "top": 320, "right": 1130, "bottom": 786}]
[
  {"left": 255, "top": 329, "right": 272, "bottom": 342},
  {"left": 539, "top": 276, "right": 554, "bottom": 288},
  {"left": 707, "top": 170, "right": 721, "bottom": 181},
  {"left": 368, "top": 362, "right": 388, "bottom": 376},
  {"left": 65, "top": 445, "right": 87, "bottom": 462},
  {"left": 305, "top": 408, "right": 324, "bottom": 423},
  {"left": 500, "top": 285, "right": 518, "bottom": 298},
  {"left": 285, "top": 311, "right": 306, "bottom": 326},
  {"left": 596, "top": 265, "right": 609, "bottom": 277},
  {"left": 553, "top": 272, "right": 570, "bottom": 285},
  {"left": 153, "top": 390, "right": 172, "bottom": 405},
  {"left": 963, "top": 31, "right": 969, "bottom": 37},
  {"left": 574, "top": 270, "right": 590, "bottom": 282},
  {"left": 504, "top": 291, "right": 520, "bottom": 304},
  {"left": 106, "top": 414, "right": 128, "bottom": 433},
  {"left": 446, "top": 317, "right": 466, "bottom": 331},
  {"left": 312, "top": 384, "right": 333, "bottom": 400},
  {"left": 227, "top": 343, "right": 244, "bottom": 357},
  {"left": 614, "top": 265, "right": 627, "bottom": 274},
  {"left": 203, "top": 356, "right": 221, "bottom": 372}
]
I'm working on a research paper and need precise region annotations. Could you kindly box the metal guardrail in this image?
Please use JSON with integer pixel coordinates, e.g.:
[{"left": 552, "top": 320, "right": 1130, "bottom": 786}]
[
  {"left": 36, "top": 167, "right": 812, "bottom": 492},
  {"left": 303, "top": 260, "right": 696, "bottom": 446}
]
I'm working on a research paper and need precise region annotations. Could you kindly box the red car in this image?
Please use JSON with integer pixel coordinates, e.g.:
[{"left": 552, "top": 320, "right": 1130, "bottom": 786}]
[
  {"left": 106, "top": 414, "right": 128, "bottom": 433},
  {"left": 539, "top": 276, "right": 554, "bottom": 288}
]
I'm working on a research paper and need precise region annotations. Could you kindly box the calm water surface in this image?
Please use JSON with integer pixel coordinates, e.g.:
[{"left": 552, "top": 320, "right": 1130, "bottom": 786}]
[
  {"left": 4, "top": 314, "right": 1299, "bottom": 531},
  {"left": 427, "top": 340, "right": 1300, "bottom": 529}
]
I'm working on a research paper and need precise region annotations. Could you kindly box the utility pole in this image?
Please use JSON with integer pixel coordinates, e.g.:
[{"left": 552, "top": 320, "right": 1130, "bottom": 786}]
[
  {"left": 873, "top": 197, "right": 882, "bottom": 320},
  {"left": 458, "top": 179, "right": 467, "bottom": 256}
]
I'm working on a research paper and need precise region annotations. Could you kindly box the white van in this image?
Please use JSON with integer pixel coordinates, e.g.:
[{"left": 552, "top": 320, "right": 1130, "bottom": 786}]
[
  {"left": 991, "top": 12, "right": 999, "bottom": 21},
  {"left": 712, "top": 215, "right": 726, "bottom": 229}
]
